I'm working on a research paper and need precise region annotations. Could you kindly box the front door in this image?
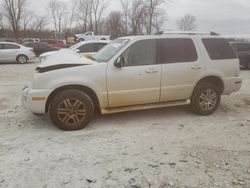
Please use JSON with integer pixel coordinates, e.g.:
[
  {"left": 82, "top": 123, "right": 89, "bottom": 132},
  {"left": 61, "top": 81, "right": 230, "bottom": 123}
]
[{"left": 107, "top": 39, "right": 161, "bottom": 108}]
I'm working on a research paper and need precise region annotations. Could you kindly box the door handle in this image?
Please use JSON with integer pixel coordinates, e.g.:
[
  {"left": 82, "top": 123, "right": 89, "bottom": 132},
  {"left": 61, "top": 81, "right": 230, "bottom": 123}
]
[
  {"left": 191, "top": 65, "right": 202, "bottom": 70},
  {"left": 146, "top": 68, "right": 158, "bottom": 73}
]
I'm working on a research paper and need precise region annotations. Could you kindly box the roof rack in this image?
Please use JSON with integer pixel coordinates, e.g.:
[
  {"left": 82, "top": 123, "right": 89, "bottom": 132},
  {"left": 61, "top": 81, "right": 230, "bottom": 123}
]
[{"left": 155, "top": 31, "right": 219, "bottom": 36}]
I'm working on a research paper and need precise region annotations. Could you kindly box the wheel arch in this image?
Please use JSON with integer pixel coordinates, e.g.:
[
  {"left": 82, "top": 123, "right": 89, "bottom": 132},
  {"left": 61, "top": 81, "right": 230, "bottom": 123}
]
[
  {"left": 46, "top": 85, "right": 100, "bottom": 113},
  {"left": 192, "top": 76, "right": 224, "bottom": 96}
]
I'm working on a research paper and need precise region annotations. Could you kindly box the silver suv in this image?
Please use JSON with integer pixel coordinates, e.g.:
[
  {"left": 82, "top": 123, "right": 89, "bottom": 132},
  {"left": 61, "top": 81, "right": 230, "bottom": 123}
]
[{"left": 22, "top": 34, "right": 242, "bottom": 131}]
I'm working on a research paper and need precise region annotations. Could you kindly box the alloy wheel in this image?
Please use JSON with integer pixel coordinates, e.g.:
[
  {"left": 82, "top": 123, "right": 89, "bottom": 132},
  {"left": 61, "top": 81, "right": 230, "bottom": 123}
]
[
  {"left": 57, "top": 98, "right": 87, "bottom": 126},
  {"left": 199, "top": 89, "right": 218, "bottom": 111}
]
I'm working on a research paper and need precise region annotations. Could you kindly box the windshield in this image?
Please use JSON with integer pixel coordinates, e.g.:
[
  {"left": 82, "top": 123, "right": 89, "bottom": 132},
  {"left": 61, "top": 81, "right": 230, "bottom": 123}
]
[{"left": 92, "top": 39, "right": 130, "bottom": 62}]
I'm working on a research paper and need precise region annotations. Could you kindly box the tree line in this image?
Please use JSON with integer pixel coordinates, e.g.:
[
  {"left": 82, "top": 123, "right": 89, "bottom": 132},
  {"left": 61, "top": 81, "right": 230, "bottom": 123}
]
[{"left": 0, "top": 0, "right": 197, "bottom": 39}]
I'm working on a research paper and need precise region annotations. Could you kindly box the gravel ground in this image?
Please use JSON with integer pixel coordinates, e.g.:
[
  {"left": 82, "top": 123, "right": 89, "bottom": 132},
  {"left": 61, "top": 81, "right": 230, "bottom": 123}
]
[{"left": 0, "top": 60, "right": 250, "bottom": 188}]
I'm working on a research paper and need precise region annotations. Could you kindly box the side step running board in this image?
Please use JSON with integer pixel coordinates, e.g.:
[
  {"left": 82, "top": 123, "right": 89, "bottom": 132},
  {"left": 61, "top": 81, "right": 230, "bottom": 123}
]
[{"left": 101, "top": 100, "right": 190, "bottom": 114}]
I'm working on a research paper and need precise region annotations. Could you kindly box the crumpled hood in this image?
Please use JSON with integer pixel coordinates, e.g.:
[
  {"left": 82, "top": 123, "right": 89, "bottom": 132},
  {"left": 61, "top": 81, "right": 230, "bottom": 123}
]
[{"left": 38, "top": 49, "right": 96, "bottom": 68}]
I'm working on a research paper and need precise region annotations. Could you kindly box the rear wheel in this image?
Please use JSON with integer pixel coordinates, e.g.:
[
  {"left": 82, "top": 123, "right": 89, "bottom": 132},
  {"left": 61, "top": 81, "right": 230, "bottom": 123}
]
[
  {"left": 50, "top": 90, "right": 94, "bottom": 131},
  {"left": 191, "top": 82, "right": 221, "bottom": 116},
  {"left": 17, "top": 55, "right": 28, "bottom": 64}
]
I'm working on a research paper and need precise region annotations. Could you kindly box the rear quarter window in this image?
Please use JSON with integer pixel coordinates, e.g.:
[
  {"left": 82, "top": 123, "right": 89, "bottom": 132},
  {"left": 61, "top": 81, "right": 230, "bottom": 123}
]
[{"left": 202, "top": 38, "right": 237, "bottom": 60}]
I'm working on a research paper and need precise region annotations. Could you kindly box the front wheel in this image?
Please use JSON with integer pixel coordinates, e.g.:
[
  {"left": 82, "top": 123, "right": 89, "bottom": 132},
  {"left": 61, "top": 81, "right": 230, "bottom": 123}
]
[
  {"left": 50, "top": 90, "right": 94, "bottom": 131},
  {"left": 191, "top": 82, "right": 221, "bottom": 116}
]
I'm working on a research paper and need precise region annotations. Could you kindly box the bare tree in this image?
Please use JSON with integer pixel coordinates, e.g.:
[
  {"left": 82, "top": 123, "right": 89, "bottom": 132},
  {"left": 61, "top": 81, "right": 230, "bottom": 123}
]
[
  {"left": 129, "top": 0, "right": 146, "bottom": 35},
  {"left": 0, "top": 13, "right": 4, "bottom": 30},
  {"left": 75, "top": 0, "right": 106, "bottom": 34},
  {"left": 106, "top": 11, "right": 124, "bottom": 39},
  {"left": 120, "top": 0, "right": 129, "bottom": 35},
  {"left": 75, "top": 0, "right": 92, "bottom": 32},
  {"left": 3, "top": 0, "right": 27, "bottom": 38},
  {"left": 92, "top": 0, "right": 106, "bottom": 34},
  {"left": 22, "top": 10, "right": 33, "bottom": 34},
  {"left": 31, "top": 16, "right": 47, "bottom": 32},
  {"left": 68, "top": 4, "right": 76, "bottom": 31},
  {"left": 144, "top": 0, "right": 168, "bottom": 34},
  {"left": 47, "top": 0, "right": 68, "bottom": 38},
  {"left": 177, "top": 14, "right": 197, "bottom": 31}
]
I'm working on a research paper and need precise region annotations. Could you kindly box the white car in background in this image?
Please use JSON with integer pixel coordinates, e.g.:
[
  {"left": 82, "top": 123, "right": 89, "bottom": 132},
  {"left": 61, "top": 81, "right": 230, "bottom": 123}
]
[
  {"left": 74, "top": 31, "right": 110, "bottom": 42},
  {"left": 39, "top": 40, "right": 110, "bottom": 62},
  {"left": 0, "top": 42, "right": 36, "bottom": 64}
]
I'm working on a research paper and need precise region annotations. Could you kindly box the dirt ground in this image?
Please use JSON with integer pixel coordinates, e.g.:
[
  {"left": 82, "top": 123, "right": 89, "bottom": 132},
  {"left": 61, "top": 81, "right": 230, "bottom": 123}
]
[{"left": 0, "top": 60, "right": 250, "bottom": 188}]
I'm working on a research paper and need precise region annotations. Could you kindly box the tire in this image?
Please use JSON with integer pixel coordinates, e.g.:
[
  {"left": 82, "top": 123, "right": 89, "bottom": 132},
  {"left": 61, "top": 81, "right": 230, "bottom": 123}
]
[
  {"left": 191, "top": 82, "right": 221, "bottom": 116},
  {"left": 50, "top": 90, "right": 94, "bottom": 131},
  {"left": 17, "top": 55, "right": 28, "bottom": 64}
]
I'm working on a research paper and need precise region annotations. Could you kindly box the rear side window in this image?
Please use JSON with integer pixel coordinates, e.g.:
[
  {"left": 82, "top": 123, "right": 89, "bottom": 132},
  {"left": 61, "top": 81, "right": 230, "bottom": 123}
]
[
  {"left": 202, "top": 38, "right": 237, "bottom": 60},
  {"left": 95, "top": 43, "right": 107, "bottom": 51},
  {"left": 3, "top": 44, "right": 20, "bottom": 49},
  {"left": 157, "top": 38, "right": 198, "bottom": 64},
  {"left": 78, "top": 43, "right": 95, "bottom": 53}
]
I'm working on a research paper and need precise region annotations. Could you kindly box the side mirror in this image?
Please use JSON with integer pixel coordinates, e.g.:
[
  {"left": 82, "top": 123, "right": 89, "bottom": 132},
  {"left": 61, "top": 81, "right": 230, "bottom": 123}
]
[
  {"left": 114, "top": 57, "right": 124, "bottom": 68},
  {"left": 75, "top": 49, "right": 80, "bottom": 53}
]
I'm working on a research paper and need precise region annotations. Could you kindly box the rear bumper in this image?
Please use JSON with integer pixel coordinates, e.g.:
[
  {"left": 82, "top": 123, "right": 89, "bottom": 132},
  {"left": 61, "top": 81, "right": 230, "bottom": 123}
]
[
  {"left": 222, "top": 77, "right": 242, "bottom": 95},
  {"left": 21, "top": 85, "right": 52, "bottom": 114}
]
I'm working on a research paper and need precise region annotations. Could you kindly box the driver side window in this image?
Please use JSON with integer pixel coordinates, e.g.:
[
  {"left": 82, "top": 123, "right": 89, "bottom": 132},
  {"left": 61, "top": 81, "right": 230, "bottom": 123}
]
[{"left": 122, "top": 39, "right": 156, "bottom": 67}]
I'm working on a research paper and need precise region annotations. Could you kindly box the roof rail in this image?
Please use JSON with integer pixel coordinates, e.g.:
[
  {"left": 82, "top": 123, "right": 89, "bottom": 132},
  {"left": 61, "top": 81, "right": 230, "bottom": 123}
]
[{"left": 155, "top": 31, "right": 219, "bottom": 36}]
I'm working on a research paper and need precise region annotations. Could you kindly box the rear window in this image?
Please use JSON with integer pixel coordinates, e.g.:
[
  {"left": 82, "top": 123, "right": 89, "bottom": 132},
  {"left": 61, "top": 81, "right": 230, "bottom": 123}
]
[
  {"left": 157, "top": 38, "right": 198, "bottom": 64},
  {"left": 202, "top": 38, "right": 237, "bottom": 60}
]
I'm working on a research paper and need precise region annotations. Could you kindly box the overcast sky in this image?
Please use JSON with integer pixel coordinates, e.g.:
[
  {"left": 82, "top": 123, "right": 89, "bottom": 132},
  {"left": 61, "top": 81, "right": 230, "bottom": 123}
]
[{"left": 18, "top": 0, "right": 250, "bottom": 34}]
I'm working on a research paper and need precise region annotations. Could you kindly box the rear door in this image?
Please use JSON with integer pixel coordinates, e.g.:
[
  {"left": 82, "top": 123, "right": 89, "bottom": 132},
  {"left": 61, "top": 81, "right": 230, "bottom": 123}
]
[{"left": 158, "top": 38, "right": 202, "bottom": 102}]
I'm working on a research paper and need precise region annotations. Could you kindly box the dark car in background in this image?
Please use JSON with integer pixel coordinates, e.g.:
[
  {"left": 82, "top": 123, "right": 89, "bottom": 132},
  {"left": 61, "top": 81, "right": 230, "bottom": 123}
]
[
  {"left": 230, "top": 42, "right": 250, "bottom": 69},
  {"left": 24, "top": 42, "right": 59, "bottom": 57},
  {"left": 40, "top": 39, "right": 66, "bottom": 48}
]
